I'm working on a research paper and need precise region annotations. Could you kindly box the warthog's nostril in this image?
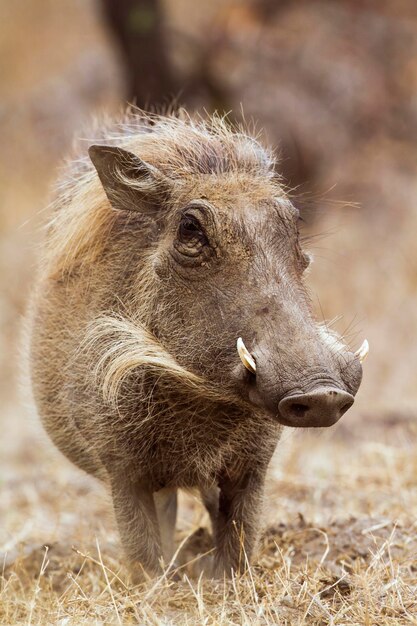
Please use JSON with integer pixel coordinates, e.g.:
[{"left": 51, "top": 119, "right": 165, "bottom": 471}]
[
  {"left": 340, "top": 399, "right": 354, "bottom": 415},
  {"left": 278, "top": 387, "right": 355, "bottom": 427},
  {"left": 291, "top": 403, "right": 309, "bottom": 417}
]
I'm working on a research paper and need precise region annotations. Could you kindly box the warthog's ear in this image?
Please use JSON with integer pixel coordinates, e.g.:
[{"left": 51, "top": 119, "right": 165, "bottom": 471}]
[{"left": 88, "top": 145, "right": 169, "bottom": 212}]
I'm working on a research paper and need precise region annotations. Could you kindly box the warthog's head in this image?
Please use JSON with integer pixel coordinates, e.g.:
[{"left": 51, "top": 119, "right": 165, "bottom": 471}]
[{"left": 89, "top": 114, "right": 365, "bottom": 427}]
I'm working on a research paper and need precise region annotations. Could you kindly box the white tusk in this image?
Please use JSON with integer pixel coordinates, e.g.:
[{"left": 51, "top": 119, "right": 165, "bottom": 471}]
[
  {"left": 355, "top": 339, "right": 369, "bottom": 363},
  {"left": 237, "top": 337, "right": 256, "bottom": 374}
]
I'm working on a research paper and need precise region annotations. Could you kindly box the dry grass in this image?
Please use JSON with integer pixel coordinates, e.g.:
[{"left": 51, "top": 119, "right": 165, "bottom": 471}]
[{"left": 2, "top": 408, "right": 417, "bottom": 625}]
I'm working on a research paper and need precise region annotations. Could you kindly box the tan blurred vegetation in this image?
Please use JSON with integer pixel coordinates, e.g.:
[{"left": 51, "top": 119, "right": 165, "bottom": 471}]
[{"left": 1, "top": 1, "right": 417, "bottom": 623}]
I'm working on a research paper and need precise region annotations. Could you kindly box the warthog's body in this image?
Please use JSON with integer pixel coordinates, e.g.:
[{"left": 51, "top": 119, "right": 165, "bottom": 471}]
[{"left": 29, "top": 111, "right": 362, "bottom": 579}]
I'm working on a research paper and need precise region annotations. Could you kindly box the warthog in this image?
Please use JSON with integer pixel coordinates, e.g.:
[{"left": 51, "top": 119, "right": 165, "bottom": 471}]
[{"left": 29, "top": 110, "right": 367, "bottom": 580}]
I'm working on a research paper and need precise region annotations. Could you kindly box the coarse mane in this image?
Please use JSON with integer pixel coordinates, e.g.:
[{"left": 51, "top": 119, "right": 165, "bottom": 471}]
[{"left": 41, "top": 108, "right": 277, "bottom": 278}]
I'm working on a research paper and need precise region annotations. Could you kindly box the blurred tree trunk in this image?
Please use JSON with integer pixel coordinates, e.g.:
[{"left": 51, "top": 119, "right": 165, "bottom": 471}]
[{"left": 100, "top": 0, "right": 176, "bottom": 108}]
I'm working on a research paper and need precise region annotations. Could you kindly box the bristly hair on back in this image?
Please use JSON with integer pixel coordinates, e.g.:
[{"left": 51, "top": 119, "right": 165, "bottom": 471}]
[{"left": 41, "top": 108, "right": 278, "bottom": 279}]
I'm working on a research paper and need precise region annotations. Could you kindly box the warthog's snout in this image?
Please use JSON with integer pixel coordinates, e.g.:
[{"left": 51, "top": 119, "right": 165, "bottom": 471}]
[
  {"left": 278, "top": 387, "right": 354, "bottom": 428},
  {"left": 237, "top": 337, "right": 366, "bottom": 427}
]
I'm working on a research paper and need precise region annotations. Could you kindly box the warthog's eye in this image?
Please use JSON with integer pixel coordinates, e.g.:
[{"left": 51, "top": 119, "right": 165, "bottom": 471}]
[
  {"left": 172, "top": 212, "right": 212, "bottom": 267},
  {"left": 177, "top": 213, "right": 208, "bottom": 248},
  {"left": 171, "top": 203, "right": 215, "bottom": 270},
  {"left": 178, "top": 215, "right": 204, "bottom": 242}
]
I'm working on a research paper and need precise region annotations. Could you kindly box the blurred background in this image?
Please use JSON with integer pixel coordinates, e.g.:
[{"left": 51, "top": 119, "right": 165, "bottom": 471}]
[{"left": 1, "top": 0, "right": 417, "bottom": 424}]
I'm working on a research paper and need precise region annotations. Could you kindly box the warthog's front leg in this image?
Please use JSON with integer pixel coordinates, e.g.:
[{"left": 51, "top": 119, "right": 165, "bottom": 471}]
[
  {"left": 200, "top": 485, "right": 219, "bottom": 530},
  {"left": 213, "top": 468, "right": 266, "bottom": 577},
  {"left": 154, "top": 487, "right": 177, "bottom": 565},
  {"left": 111, "top": 474, "right": 162, "bottom": 581}
]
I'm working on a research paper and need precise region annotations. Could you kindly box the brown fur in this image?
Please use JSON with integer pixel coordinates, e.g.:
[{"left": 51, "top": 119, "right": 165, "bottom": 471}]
[{"left": 28, "top": 109, "right": 361, "bottom": 579}]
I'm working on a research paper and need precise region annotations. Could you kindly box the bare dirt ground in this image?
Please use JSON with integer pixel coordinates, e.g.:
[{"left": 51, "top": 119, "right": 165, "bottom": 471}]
[{"left": 1, "top": 407, "right": 416, "bottom": 625}]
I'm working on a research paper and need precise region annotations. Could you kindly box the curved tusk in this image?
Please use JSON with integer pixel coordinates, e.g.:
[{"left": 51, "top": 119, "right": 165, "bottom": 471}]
[
  {"left": 355, "top": 339, "right": 369, "bottom": 363},
  {"left": 237, "top": 337, "right": 256, "bottom": 374}
]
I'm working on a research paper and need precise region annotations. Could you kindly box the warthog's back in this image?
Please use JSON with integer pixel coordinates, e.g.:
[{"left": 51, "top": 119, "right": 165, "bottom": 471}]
[{"left": 30, "top": 261, "right": 105, "bottom": 478}]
